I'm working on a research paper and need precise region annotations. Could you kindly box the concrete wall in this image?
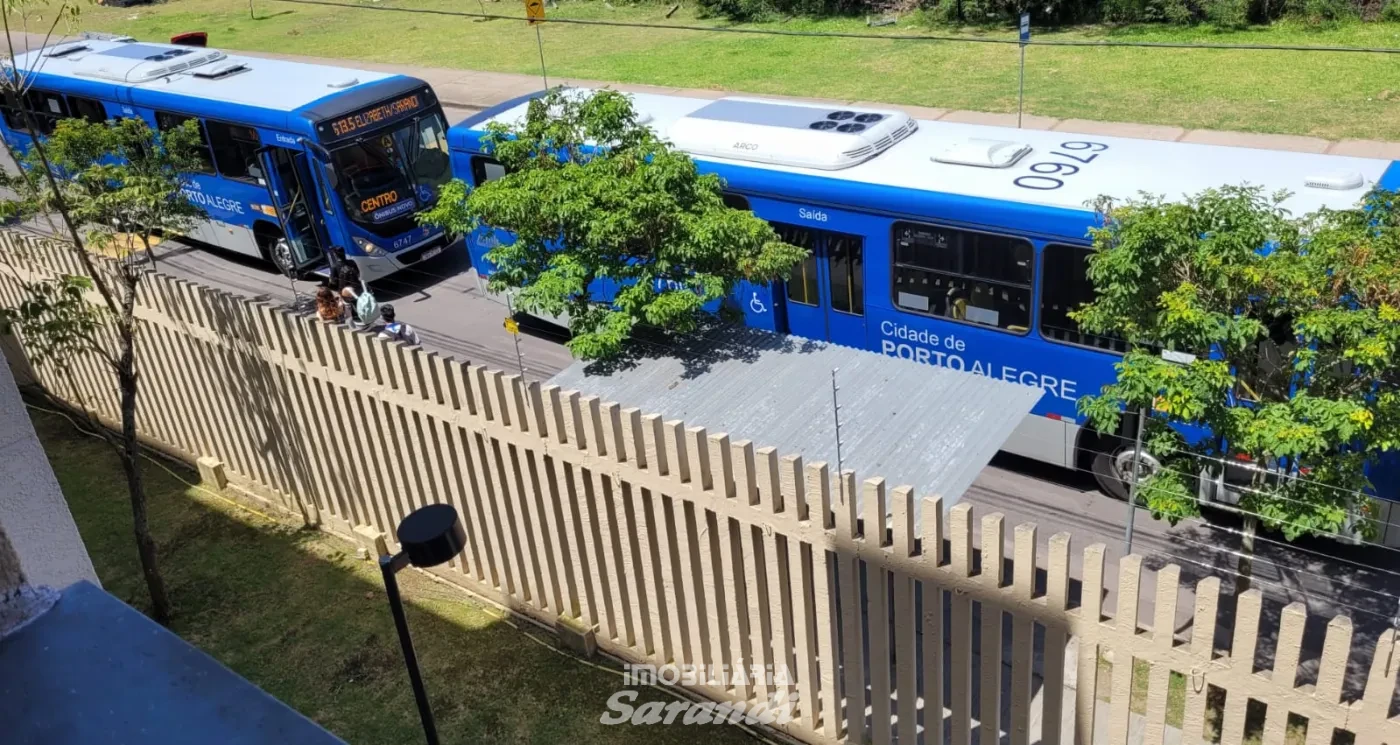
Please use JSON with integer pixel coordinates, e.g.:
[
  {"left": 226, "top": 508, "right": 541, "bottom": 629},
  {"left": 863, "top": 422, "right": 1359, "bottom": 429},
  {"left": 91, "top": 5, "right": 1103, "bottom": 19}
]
[{"left": 0, "top": 333, "right": 98, "bottom": 591}]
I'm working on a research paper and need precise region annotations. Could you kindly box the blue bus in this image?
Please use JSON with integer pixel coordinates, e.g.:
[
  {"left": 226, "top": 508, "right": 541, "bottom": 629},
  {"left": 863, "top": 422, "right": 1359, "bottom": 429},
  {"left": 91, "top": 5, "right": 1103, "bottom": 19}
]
[
  {"left": 3, "top": 35, "right": 454, "bottom": 280},
  {"left": 449, "top": 90, "right": 1400, "bottom": 512}
]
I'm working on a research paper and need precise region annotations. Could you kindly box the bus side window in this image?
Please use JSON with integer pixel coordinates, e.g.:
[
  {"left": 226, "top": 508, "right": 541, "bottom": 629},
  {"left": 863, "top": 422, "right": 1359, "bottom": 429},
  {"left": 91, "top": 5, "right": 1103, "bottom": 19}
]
[
  {"left": 318, "top": 161, "right": 337, "bottom": 212},
  {"left": 0, "top": 91, "right": 27, "bottom": 132},
  {"left": 721, "top": 192, "right": 750, "bottom": 211},
  {"left": 1038, "top": 243, "right": 1125, "bottom": 353},
  {"left": 774, "top": 222, "right": 819, "bottom": 307},
  {"left": 154, "top": 111, "right": 214, "bottom": 174},
  {"left": 66, "top": 95, "right": 108, "bottom": 124},
  {"left": 470, "top": 156, "right": 507, "bottom": 185},
  {"left": 892, "top": 221, "right": 1032, "bottom": 334},
  {"left": 18, "top": 89, "right": 68, "bottom": 135},
  {"left": 205, "top": 121, "right": 263, "bottom": 183}
]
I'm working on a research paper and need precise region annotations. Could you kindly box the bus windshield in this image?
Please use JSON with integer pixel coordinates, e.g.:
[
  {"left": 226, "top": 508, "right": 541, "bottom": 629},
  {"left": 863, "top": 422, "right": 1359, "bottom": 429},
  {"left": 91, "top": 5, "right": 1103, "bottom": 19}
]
[{"left": 329, "top": 111, "right": 451, "bottom": 229}]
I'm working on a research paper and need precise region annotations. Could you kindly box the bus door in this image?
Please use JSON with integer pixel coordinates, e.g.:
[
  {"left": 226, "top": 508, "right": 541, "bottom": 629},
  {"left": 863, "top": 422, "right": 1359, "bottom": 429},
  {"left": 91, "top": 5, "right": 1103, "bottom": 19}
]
[
  {"left": 776, "top": 223, "right": 866, "bottom": 345},
  {"left": 256, "top": 146, "right": 329, "bottom": 273}
]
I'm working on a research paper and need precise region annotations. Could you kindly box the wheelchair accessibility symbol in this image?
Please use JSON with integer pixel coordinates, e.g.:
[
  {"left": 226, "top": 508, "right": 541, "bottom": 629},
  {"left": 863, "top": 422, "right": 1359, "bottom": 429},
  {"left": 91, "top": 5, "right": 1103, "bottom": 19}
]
[{"left": 749, "top": 292, "right": 768, "bottom": 314}]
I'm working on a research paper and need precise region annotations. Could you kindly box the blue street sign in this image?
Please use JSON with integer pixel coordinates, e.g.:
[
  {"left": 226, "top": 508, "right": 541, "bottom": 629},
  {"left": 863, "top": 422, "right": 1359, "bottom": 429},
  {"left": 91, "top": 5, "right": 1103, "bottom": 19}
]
[{"left": 1019, "top": 13, "right": 1030, "bottom": 42}]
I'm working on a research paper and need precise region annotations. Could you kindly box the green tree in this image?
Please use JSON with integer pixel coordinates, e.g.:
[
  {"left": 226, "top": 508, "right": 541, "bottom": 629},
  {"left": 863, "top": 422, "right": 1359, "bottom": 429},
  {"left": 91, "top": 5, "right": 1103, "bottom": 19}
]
[
  {"left": 0, "top": 113, "right": 206, "bottom": 624},
  {"left": 1074, "top": 185, "right": 1400, "bottom": 590},
  {"left": 420, "top": 88, "right": 808, "bottom": 359}
]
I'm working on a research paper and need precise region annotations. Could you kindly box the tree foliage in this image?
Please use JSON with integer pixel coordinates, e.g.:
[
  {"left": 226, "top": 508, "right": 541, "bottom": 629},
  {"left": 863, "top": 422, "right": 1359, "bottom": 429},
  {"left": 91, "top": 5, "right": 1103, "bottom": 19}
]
[
  {"left": 0, "top": 112, "right": 205, "bottom": 625},
  {"left": 10, "top": 117, "right": 207, "bottom": 254},
  {"left": 420, "top": 88, "right": 807, "bottom": 359},
  {"left": 1074, "top": 185, "right": 1400, "bottom": 543},
  {"left": 1, "top": 116, "right": 205, "bottom": 364}
]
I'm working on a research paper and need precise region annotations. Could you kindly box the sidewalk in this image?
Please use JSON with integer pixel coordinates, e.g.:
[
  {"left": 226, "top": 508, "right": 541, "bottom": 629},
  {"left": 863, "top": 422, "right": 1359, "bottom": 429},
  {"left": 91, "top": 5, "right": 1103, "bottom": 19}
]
[{"left": 11, "top": 31, "right": 1400, "bottom": 158}]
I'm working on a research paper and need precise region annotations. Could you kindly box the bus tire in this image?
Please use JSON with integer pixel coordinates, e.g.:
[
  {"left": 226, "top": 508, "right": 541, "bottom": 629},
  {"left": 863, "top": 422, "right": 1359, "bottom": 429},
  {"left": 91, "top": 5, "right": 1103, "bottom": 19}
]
[
  {"left": 255, "top": 224, "right": 297, "bottom": 279},
  {"left": 1091, "top": 439, "right": 1159, "bottom": 504},
  {"left": 1091, "top": 446, "right": 1131, "bottom": 501}
]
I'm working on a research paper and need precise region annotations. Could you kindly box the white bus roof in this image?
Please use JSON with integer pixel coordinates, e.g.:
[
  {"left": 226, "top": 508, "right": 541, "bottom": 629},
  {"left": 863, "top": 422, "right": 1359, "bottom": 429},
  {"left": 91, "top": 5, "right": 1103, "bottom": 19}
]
[
  {"left": 10, "top": 38, "right": 398, "bottom": 113},
  {"left": 463, "top": 90, "right": 1398, "bottom": 218}
]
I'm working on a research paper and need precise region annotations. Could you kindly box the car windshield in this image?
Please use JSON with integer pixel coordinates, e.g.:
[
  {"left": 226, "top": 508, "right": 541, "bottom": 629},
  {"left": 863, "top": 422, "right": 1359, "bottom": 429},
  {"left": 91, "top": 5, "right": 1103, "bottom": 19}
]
[{"left": 329, "top": 111, "right": 452, "bottom": 227}]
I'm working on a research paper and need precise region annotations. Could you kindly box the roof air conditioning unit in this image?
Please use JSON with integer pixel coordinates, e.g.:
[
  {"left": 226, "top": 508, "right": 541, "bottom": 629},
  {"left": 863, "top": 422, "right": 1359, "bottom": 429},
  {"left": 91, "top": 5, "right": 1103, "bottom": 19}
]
[
  {"left": 1304, "top": 171, "right": 1364, "bottom": 191},
  {"left": 73, "top": 44, "right": 226, "bottom": 83},
  {"left": 933, "top": 138, "right": 1032, "bottom": 169},
  {"left": 667, "top": 97, "right": 915, "bottom": 170}
]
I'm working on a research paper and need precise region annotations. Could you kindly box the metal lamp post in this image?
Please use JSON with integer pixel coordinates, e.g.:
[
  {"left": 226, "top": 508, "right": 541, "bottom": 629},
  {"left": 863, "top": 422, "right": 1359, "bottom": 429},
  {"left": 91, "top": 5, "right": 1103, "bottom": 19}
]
[{"left": 380, "top": 503, "right": 467, "bottom": 745}]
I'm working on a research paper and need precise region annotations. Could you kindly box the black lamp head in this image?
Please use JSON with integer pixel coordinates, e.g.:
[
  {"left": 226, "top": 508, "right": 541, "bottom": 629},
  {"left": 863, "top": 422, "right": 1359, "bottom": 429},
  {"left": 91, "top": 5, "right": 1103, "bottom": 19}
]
[{"left": 396, "top": 504, "right": 466, "bottom": 569}]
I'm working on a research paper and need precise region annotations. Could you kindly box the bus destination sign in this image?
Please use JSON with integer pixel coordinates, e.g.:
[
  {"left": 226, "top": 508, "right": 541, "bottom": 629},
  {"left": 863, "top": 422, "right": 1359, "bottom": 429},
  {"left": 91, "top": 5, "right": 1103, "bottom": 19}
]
[{"left": 323, "top": 93, "right": 424, "bottom": 141}]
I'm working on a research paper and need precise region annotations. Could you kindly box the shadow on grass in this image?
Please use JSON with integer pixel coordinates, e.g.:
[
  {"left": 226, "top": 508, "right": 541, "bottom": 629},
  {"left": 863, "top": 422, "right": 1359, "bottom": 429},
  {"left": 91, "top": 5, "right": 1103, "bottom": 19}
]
[{"left": 31, "top": 406, "right": 758, "bottom": 745}]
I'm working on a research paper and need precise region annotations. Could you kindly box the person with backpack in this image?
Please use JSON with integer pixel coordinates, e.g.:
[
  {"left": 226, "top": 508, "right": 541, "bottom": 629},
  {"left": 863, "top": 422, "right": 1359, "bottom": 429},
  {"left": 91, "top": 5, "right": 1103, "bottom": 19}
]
[
  {"left": 377, "top": 304, "right": 420, "bottom": 346},
  {"left": 335, "top": 261, "right": 380, "bottom": 329}
]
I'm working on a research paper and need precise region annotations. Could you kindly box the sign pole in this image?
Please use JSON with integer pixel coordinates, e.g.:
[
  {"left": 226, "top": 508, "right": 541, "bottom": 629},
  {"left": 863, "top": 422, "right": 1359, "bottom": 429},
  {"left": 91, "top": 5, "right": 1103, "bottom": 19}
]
[
  {"left": 1018, "top": 13, "right": 1029, "bottom": 129},
  {"left": 535, "top": 25, "right": 549, "bottom": 89},
  {"left": 526, "top": 0, "right": 549, "bottom": 88},
  {"left": 1123, "top": 406, "right": 1146, "bottom": 556},
  {"left": 504, "top": 293, "right": 527, "bottom": 381}
]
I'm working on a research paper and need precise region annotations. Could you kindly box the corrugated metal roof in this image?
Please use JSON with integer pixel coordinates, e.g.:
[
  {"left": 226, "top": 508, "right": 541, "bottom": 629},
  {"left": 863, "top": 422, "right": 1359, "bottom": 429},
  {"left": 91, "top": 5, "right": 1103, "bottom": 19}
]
[{"left": 547, "top": 325, "right": 1042, "bottom": 515}]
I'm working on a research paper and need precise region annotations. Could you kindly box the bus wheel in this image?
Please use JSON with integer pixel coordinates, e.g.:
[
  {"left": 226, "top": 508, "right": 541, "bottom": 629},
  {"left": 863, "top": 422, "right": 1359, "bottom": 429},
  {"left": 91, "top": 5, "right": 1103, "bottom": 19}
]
[
  {"left": 1092, "top": 443, "right": 1158, "bottom": 503},
  {"left": 267, "top": 236, "right": 297, "bottom": 279}
]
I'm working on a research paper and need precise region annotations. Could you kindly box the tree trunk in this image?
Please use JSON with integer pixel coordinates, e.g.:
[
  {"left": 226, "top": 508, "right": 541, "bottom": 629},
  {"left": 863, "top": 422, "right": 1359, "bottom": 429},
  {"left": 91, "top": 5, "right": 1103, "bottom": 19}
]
[
  {"left": 116, "top": 316, "right": 170, "bottom": 625},
  {"left": 1236, "top": 513, "right": 1257, "bottom": 595}
]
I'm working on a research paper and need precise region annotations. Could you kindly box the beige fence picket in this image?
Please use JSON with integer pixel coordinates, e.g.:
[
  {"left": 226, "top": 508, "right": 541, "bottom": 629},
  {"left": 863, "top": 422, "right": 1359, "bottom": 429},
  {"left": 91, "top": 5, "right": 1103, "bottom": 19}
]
[
  {"left": 980, "top": 513, "right": 1005, "bottom": 745},
  {"left": 1043, "top": 532, "right": 1071, "bottom": 745},
  {"left": 1010, "top": 523, "right": 1036, "bottom": 745},
  {"left": 1181, "top": 576, "right": 1220, "bottom": 745},
  {"left": 1307, "top": 616, "right": 1351, "bottom": 745},
  {"left": 892, "top": 487, "right": 917, "bottom": 745},
  {"left": 949, "top": 503, "right": 975, "bottom": 745},
  {"left": 692, "top": 428, "right": 728, "bottom": 683},
  {"left": 1142, "top": 565, "right": 1180, "bottom": 745},
  {"left": 922, "top": 495, "right": 946, "bottom": 745},
  {"left": 1221, "top": 589, "right": 1264, "bottom": 745},
  {"left": 836, "top": 469, "right": 865, "bottom": 742},
  {"left": 812, "top": 463, "right": 839, "bottom": 739},
  {"left": 1075, "top": 543, "right": 1107, "bottom": 745},
  {"left": 1107, "top": 555, "right": 1144, "bottom": 745}
]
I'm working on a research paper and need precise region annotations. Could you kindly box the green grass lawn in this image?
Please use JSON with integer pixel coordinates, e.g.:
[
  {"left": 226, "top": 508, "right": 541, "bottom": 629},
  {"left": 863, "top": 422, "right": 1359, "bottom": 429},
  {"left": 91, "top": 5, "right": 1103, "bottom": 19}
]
[
  {"left": 31, "top": 404, "right": 756, "bottom": 745},
  {"left": 45, "top": 0, "right": 1400, "bottom": 141}
]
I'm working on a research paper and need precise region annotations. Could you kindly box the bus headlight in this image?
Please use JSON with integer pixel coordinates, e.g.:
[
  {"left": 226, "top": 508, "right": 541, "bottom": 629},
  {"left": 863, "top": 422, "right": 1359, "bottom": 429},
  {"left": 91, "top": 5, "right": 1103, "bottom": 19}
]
[{"left": 352, "top": 237, "right": 384, "bottom": 256}]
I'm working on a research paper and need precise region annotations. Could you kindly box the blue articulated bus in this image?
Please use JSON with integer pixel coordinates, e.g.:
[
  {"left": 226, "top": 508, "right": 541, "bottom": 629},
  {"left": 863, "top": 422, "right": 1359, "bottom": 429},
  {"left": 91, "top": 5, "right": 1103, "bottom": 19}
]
[
  {"left": 3, "top": 35, "right": 454, "bottom": 280},
  {"left": 449, "top": 90, "right": 1400, "bottom": 516}
]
